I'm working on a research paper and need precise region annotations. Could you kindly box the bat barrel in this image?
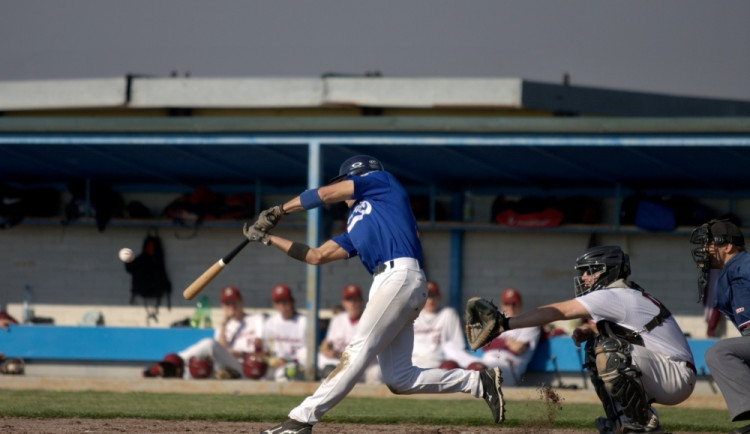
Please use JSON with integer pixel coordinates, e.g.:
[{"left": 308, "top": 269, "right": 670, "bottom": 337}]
[
  {"left": 182, "top": 260, "right": 225, "bottom": 300},
  {"left": 182, "top": 238, "right": 251, "bottom": 300}
]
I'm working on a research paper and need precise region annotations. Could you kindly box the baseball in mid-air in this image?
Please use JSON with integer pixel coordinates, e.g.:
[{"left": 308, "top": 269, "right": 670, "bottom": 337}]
[{"left": 118, "top": 247, "right": 135, "bottom": 263}]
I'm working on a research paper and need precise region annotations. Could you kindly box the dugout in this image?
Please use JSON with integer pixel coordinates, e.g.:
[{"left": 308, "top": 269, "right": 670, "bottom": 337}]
[{"left": 1, "top": 76, "right": 750, "bottom": 381}]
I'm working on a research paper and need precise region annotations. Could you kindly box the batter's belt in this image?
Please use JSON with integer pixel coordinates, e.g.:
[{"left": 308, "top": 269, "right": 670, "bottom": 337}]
[{"left": 373, "top": 257, "right": 421, "bottom": 277}]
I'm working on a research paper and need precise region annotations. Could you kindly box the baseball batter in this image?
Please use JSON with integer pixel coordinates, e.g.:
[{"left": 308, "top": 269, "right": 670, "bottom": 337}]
[
  {"left": 178, "top": 285, "right": 264, "bottom": 379},
  {"left": 245, "top": 155, "right": 504, "bottom": 434}
]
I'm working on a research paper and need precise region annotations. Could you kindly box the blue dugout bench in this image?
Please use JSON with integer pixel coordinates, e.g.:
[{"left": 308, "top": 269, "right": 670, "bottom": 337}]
[
  {"left": 1, "top": 325, "right": 213, "bottom": 363},
  {"left": 1, "top": 325, "right": 717, "bottom": 375}
]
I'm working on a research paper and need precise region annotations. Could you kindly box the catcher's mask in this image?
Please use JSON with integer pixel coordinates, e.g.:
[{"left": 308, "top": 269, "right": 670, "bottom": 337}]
[
  {"left": 691, "top": 220, "right": 745, "bottom": 261},
  {"left": 689, "top": 223, "right": 713, "bottom": 275},
  {"left": 573, "top": 245, "right": 630, "bottom": 297},
  {"left": 690, "top": 219, "right": 745, "bottom": 302},
  {"left": 328, "top": 155, "right": 383, "bottom": 184}
]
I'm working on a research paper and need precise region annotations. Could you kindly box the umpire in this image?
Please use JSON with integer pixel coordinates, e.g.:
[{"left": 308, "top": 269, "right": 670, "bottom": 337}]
[{"left": 692, "top": 220, "right": 750, "bottom": 433}]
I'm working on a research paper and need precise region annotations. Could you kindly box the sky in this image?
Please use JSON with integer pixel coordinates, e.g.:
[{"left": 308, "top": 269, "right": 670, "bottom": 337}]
[{"left": 1, "top": 0, "right": 749, "bottom": 101}]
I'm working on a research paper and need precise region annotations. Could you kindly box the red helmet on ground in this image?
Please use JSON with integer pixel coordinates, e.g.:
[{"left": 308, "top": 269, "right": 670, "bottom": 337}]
[
  {"left": 243, "top": 354, "right": 268, "bottom": 379},
  {"left": 143, "top": 353, "right": 184, "bottom": 378},
  {"left": 439, "top": 360, "right": 460, "bottom": 370},
  {"left": 466, "top": 362, "right": 488, "bottom": 371},
  {"left": 188, "top": 356, "right": 213, "bottom": 379}
]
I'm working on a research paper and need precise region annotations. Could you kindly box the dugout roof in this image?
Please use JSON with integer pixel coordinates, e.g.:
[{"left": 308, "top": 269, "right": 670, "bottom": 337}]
[
  {"left": 2, "top": 117, "right": 750, "bottom": 199},
  {"left": 2, "top": 77, "right": 750, "bottom": 199}
]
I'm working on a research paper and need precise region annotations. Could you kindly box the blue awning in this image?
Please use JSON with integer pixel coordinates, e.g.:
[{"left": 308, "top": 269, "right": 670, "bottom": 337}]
[{"left": 2, "top": 131, "right": 750, "bottom": 197}]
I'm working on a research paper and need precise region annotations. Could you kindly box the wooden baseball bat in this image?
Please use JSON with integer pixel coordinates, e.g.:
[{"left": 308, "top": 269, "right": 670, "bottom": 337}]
[{"left": 183, "top": 238, "right": 250, "bottom": 300}]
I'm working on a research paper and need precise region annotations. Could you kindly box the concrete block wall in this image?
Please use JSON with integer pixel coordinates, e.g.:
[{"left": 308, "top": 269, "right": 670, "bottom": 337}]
[
  {"left": 0, "top": 224, "right": 372, "bottom": 312},
  {"left": 0, "top": 219, "right": 731, "bottom": 336}
]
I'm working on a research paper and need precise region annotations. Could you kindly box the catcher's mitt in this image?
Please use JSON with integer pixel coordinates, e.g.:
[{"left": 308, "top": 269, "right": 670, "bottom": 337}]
[{"left": 465, "top": 297, "right": 507, "bottom": 351}]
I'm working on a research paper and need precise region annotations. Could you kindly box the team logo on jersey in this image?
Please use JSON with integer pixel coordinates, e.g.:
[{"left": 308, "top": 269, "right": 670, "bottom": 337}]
[{"left": 347, "top": 200, "right": 372, "bottom": 232}]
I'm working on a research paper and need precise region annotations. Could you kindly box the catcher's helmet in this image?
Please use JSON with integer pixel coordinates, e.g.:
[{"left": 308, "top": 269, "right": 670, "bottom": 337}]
[
  {"left": 188, "top": 356, "right": 213, "bottom": 379},
  {"left": 242, "top": 354, "right": 268, "bottom": 379},
  {"left": 328, "top": 155, "right": 383, "bottom": 184},
  {"left": 573, "top": 245, "right": 630, "bottom": 297}
]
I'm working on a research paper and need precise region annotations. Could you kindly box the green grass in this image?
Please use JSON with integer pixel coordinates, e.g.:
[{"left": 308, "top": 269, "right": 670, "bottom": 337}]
[{"left": 0, "top": 390, "right": 736, "bottom": 432}]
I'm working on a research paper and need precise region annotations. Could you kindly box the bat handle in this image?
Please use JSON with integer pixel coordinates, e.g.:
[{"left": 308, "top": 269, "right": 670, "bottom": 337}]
[{"left": 223, "top": 238, "right": 250, "bottom": 264}]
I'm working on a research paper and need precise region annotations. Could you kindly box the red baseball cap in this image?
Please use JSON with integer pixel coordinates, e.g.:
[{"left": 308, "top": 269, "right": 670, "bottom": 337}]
[
  {"left": 427, "top": 281, "right": 440, "bottom": 296},
  {"left": 271, "top": 284, "right": 293, "bottom": 302},
  {"left": 501, "top": 287, "right": 521, "bottom": 305},
  {"left": 220, "top": 285, "right": 242, "bottom": 304},
  {"left": 342, "top": 284, "right": 362, "bottom": 300}
]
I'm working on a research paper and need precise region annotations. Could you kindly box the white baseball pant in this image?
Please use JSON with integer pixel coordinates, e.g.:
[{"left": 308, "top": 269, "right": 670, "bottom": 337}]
[{"left": 289, "top": 261, "right": 482, "bottom": 424}]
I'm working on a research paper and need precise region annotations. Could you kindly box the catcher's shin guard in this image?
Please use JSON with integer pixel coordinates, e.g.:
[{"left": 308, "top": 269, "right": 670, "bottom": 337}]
[
  {"left": 594, "top": 336, "right": 650, "bottom": 425},
  {"left": 585, "top": 338, "right": 620, "bottom": 423}
]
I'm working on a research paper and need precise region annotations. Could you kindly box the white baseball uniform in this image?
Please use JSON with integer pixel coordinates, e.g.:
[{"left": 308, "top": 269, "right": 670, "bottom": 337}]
[
  {"left": 576, "top": 282, "right": 696, "bottom": 405},
  {"left": 263, "top": 310, "right": 307, "bottom": 381},
  {"left": 480, "top": 326, "right": 541, "bottom": 386},
  {"left": 178, "top": 313, "right": 264, "bottom": 379},
  {"left": 412, "top": 306, "right": 481, "bottom": 369},
  {"left": 318, "top": 311, "right": 381, "bottom": 383},
  {"left": 287, "top": 170, "right": 484, "bottom": 425}
]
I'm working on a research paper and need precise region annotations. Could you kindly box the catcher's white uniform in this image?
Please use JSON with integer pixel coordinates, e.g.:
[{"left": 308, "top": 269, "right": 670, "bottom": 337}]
[{"left": 577, "top": 284, "right": 695, "bottom": 405}]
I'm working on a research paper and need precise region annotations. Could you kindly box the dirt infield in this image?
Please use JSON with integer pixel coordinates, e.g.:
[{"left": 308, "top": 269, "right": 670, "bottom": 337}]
[{"left": 2, "top": 418, "right": 591, "bottom": 434}]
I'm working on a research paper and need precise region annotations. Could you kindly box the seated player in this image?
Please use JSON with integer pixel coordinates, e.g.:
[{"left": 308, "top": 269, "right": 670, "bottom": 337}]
[
  {"left": 263, "top": 284, "right": 308, "bottom": 381},
  {"left": 480, "top": 287, "right": 541, "bottom": 386},
  {"left": 412, "top": 281, "right": 482, "bottom": 369}
]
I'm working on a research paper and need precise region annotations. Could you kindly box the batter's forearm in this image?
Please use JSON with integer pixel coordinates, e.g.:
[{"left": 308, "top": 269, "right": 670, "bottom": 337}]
[
  {"left": 267, "top": 235, "right": 311, "bottom": 263},
  {"left": 280, "top": 197, "right": 303, "bottom": 214}
]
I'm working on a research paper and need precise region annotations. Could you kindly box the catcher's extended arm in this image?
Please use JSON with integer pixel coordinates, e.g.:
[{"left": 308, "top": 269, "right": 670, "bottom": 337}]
[{"left": 465, "top": 297, "right": 508, "bottom": 351}]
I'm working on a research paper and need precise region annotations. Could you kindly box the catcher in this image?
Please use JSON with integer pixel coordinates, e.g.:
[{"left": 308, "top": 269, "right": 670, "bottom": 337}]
[{"left": 466, "top": 245, "right": 695, "bottom": 434}]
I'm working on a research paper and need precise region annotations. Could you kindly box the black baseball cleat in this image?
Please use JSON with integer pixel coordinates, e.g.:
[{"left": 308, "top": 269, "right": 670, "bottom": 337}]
[
  {"left": 595, "top": 416, "right": 616, "bottom": 434},
  {"left": 598, "top": 412, "right": 667, "bottom": 434},
  {"left": 730, "top": 423, "right": 750, "bottom": 434},
  {"left": 260, "top": 418, "right": 313, "bottom": 434},
  {"left": 479, "top": 366, "right": 505, "bottom": 423}
]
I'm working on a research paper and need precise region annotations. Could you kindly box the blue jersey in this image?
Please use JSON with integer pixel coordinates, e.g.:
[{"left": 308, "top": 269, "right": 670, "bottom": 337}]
[
  {"left": 331, "top": 170, "right": 423, "bottom": 275},
  {"left": 714, "top": 250, "right": 750, "bottom": 331}
]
